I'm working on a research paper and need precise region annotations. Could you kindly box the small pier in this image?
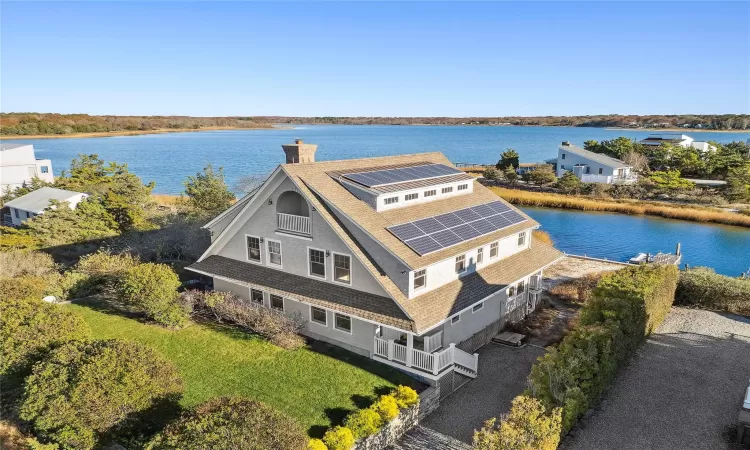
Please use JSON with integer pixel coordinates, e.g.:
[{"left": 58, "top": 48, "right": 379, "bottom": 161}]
[{"left": 628, "top": 243, "right": 683, "bottom": 266}]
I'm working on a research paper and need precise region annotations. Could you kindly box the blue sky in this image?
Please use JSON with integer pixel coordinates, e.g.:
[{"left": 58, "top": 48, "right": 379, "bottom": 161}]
[{"left": 1, "top": 1, "right": 748, "bottom": 116}]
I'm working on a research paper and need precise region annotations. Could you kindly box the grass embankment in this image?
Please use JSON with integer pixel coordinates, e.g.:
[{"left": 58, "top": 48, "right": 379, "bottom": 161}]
[
  {"left": 492, "top": 187, "right": 750, "bottom": 228},
  {"left": 68, "top": 303, "right": 419, "bottom": 436}
]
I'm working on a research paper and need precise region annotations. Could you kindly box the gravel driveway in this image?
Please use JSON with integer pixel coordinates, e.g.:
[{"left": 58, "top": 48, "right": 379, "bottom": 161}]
[{"left": 564, "top": 307, "right": 750, "bottom": 450}]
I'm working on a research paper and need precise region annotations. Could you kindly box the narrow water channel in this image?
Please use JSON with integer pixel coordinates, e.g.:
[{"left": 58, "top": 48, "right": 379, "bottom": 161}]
[{"left": 521, "top": 207, "right": 750, "bottom": 277}]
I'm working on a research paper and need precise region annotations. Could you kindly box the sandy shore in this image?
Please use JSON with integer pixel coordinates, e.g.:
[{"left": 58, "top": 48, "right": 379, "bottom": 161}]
[{"left": 0, "top": 125, "right": 286, "bottom": 140}]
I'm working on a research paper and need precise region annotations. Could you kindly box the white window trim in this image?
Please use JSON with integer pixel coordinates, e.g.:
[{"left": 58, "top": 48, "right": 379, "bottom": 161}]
[
  {"left": 309, "top": 305, "right": 328, "bottom": 326},
  {"left": 413, "top": 269, "right": 427, "bottom": 291},
  {"left": 384, "top": 196, "right": 399, "bottom": 205},
  {"left": 490, "top": 241, "right": 499, "bottom": 259},
  {"left": 331, "top": 252, "right": 353, "bottom": 285},
  {"left": 334, "top": 312, "right": 353, "bottom": 334},
  {"left": 307, "top": 246, "right": 327, "bottom": 280},
  {"left": 472, "top": 302, "right": 484, "bottom": 313},
  {"left": 451, "top": 314, "right": 460, "bottom": 324},
  {"left": 245, "top": 234, "right": 263, "bottom": 265},
  {"left": 518, "top": 231, "right": 527, "bottom": 247},
  {"left": 266, "top": 239, "right": 283, "bottom": 268},
  {"left": 455, "top": 254, "right": 467, "bottom": 274},
  {"left": 424, "top": 189, "right": 436, "bottom": 197},
  {"left": 249, "top": 288, "right": 265, "bottom": 306},
  {"left": 476, "top": 247, "right": 484, "bottom": 264},
  {"left": 405, "top": 193, "right": 418, "bottom": 201},
  {"left": 269, "top": 294, "right": 285, "bottom": 312}
]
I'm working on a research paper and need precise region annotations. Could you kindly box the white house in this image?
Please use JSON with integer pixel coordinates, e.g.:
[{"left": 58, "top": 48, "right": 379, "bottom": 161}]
[
  {"left": 188, "top": 140, "right": 563, "bottom": 388},
  {"left": 639, "top": 133, "right": 716, "bottom": 153},
  {"left": 3, "top": 187, "right": 88, "bottom": 226},
  {"left": 557, "top": 142, "right": 637, "bottom": 184},
  {"left": 0, "top": 143, "right": 54, "bottom": 192}
]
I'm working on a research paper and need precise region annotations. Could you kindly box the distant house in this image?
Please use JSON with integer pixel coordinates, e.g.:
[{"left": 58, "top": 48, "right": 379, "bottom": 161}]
[
  {"left": 638, "top": 133, "right": 716, "bottom": 153},
  {"left": 0, "top": 143, "right": 54, "bottom": 192},
  {"left": 3, "top": 187, "right": 88, "bottom": 226},
  {"left": 557, "top": 142, "right": 636, "bottom": 184}
]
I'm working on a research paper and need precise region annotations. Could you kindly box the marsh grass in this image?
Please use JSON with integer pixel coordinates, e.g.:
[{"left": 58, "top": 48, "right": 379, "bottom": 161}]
[{"left": 493, "top": 187, "right": 750, "bottom": 227}]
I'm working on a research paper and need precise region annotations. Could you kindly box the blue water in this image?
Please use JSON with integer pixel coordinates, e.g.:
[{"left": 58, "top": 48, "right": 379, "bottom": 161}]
[
  {"left": 3, "top": 125, "right": 749, "bottom": 275},
  {"left": 7, "top": 125, "right": 749, "bottom": 194},
  {"left": 522, "top": 207, "right": 750, "bottom": 276}
]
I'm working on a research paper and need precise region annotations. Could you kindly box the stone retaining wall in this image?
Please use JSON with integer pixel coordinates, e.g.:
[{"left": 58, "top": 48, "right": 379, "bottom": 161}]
[{"left": 354, "top": 386, "right": 440, "bottom": 450}]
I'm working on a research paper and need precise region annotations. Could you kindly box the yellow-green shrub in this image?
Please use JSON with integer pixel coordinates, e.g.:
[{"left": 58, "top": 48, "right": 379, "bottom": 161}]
[
  {"left": 473, "top": 395, "right": 561, "bottom": 450},
  {"left": 370, "top": 395, "right": 399, "bottom": 422},
  {"left": 119, "top": 263, "right": 187, "bottom": 328},
  {"left": 392, "top": 385, "right": 419, "bottom": 409},
  {"left": 307, "top": 438, "right": 328, "bottom": 450},
  {"left": 322, "top": 426, "right": 354, "bottom": 450},
  {"left": 344, "top": 407, "right": 382, "bottom": 439}
]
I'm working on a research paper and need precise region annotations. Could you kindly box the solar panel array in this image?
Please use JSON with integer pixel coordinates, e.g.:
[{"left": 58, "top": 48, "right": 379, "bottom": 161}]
[
  {"left": 387, "top": 201, "right": 527, "bottom": 256},
  {"left": 342, "top": 163, "right": 462, "bottom": 188}
]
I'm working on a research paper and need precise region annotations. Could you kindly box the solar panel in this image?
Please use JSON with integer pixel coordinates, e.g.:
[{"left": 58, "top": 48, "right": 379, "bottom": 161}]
[
  {"left": 386, "top": 200, "right": 527, "bottom": 256},
  {"left": 342, "top": 163, "right": 462, "bottom": 188}
]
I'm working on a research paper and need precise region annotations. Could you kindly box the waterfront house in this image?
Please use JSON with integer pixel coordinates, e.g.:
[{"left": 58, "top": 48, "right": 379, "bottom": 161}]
[
  {"left": 188, "top": 140, "right": 563, "bottom": 387},
  {"left": 557, "top": 142, "right": 637, "bottom": 184},
  {"left": 0, "top": 143, "right": 54, "bottom": 192},
  {"left": 3, "top": 187, "right": 88, "bottom": 226},
  {"left": 639, "top": 133, "right": 716, "bottom": 153}
]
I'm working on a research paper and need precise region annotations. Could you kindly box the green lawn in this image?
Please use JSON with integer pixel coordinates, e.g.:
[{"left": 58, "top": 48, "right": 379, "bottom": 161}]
[{"left": 69, "top": 303, "right": 421, "bottom": 437}]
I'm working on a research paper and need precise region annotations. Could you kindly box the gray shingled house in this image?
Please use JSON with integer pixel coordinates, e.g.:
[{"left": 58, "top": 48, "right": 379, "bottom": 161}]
[{"left": 188, "top": 140, "right": 563, "bottom": 386}]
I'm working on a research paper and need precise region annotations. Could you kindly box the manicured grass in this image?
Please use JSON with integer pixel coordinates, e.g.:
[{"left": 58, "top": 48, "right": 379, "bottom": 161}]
[{"left": 68, "top": 303, "right": 421, "bottom": 437}]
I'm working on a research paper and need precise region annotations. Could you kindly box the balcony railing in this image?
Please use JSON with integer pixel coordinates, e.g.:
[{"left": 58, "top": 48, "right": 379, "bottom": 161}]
[
  {"left": 373, "top": 337, "right": 478, "bottom": 376},
  {"left": 529, "top": 275, "right": 543, "bottom": 292},
  {"left": 277, "top": 213, "right": 311, "bottom": 235}
]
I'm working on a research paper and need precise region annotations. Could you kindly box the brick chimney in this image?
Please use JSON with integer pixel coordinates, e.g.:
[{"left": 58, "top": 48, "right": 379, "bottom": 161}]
[{"left": 282, "top": 139, "right": 318, "bottom": 164}]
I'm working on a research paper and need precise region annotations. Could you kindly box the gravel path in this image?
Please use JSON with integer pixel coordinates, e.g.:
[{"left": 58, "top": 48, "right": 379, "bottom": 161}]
[{"left": 564, "top": 307, "right": 750, "bottom": 450}]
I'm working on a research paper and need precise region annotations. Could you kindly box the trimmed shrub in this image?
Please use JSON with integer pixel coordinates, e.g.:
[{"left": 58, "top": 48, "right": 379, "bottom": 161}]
[
  {"left": 322, "top": 427, "right": 354, "bottom": 450},
  {"left": 0, "top": 276, "right": 47, "bottom": 304},
  {"left": 119, "top": 263, "right": 188, "bottom": 328},
  {"left": 0, "top": 250, "right": 57, "bottom": 279},
  {"left": 71, "top": 251, "right": 140, "bottom": 297},
  {"left": 0, "top": 296, "right": 90, "bottom": 378},
  {"left": 189, "top": 290, "right": 306, "bottom": 349},
  {"left": 307, "top": 439, "right": 328, "bottom": 450},
  {"left": 473, "top": 395, "right": 562, "bottom": 450},
  {"left": 146, "top": 397, "right": 307, "bottom": 450},
  {"left": 392, "top": 385, "right": 420, "bottom": 409},
  {"left": 675, "top": 267, "right": 750, "bottom": 316},
  {"left": 20, "top": 339, "right": 183, "bottom": 450},
  {"left": 370, "top": 395, "right": 399, "bottom": 422},
  {"left": 344, "top": 407, "right": 382, "bottom": 439}
]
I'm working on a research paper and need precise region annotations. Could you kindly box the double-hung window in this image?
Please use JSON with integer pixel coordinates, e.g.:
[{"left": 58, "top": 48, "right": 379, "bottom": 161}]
[
  {"left": 476, "top": 247, "right": 484, "bottom": 264},
  {"left": 311, "top": 306, "right": 327, "bottom": 325},
  {"left": 490, "top": 242, "right": 499, "bottom": 258},
  {"left": 250, "top": 288, "right": 264, "bottom": 305},
  {"left": 268, "top": 240, "right": 282, "bottom": 266},
  {"left": 333, "top": 253, "right": 351, "bottom": 284},
  {"left": 405, "top": 193, "right": 418, "bottom": 201},
  {"left": 335, "top": 313, "right": 352, "bottom": 333},
  {"left": 270, "top": 294, "right": 284, "bottom": 311},
  {"left": 414, "top": 269, "right": 426, "bottom": 290},
  {"left": 247, "top": 236, "right": 261, "bottom": 262},
  {"left": 41, "top": 166, "right": 49, "bottom": 174},
  {"left": 518, "top": 231, "right": 527, "bottom": 247},
  {"left": 455, "top": 255, "right": 466, "bottom": 273},
  {"left": 309, "top": 248, "right": 326, "bottom": 278}
]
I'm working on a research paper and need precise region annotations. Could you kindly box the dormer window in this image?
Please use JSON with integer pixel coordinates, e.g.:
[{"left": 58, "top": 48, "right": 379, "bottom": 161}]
[
  {"left": 457, "top": 184, "right": 468, "bottom": 191},
  {"left": 455, "top": 255, "right": 466, "bottom": 273},
  {"left": 442, "top": 187, "right": 453, "bottom": 194},
  {"left": 424, "top": 189, "right": 436, "bottom": 197},
  {"left": 384, "top": 196, "right": 399, "bottom": 205},
  {"left": 414, "top": 269, "right": 426, "bottom": 290},
  {"left": 405, "top": 193, "right": 418, "bottom": 201},
  {"left": 518, "top": 232, "right": 527, "bottom": 247}
]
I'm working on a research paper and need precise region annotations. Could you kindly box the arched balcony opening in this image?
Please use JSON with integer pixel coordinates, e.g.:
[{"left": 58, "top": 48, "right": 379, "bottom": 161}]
[{"left": 276, "top": 191, "right": 311, "bottom": 235}]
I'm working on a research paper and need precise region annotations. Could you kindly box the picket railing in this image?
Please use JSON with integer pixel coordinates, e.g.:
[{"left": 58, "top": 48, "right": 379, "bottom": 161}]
[{"left": 277, "top": 213, "right": 311, "bottom": 234}]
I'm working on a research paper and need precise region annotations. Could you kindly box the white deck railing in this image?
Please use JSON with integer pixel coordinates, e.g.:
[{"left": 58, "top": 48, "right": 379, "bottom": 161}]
[
  {"left": 411, "top": 348, "right": 435, "bottom": 372},
  {"left": 373, "top": 338, "right": 478, "bottom": 376},
  {"left": 374, "top": 337, "right": 388, "bottom": 359},
  {"left": 424, "top": 330, "right": 443, "bottom": 353},
  {"left": 529, "top": 275, "right": 542, "bottom": 291},
  {"left": 393, "top": 342, "right": 407, "bottom": 364},
  {"left": 277, "top": 213, "right": 311, "bottom": 235}
]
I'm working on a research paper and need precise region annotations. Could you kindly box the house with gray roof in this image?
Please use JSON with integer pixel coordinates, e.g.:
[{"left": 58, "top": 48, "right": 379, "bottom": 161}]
[
  {"left": 0, "top": 143, "right": 54, "bottom": 192},
  {"left": 557, "top": 141, "right": 637, "bottom": 184},
  {"left": 188, "top": 140, "right": 563, "bottom": 386},
  {"left": 3, "top": 187, "right": 88, "bottom": 226}
]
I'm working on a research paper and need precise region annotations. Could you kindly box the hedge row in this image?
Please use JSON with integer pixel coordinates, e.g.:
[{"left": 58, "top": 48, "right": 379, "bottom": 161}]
[
  {"left": 314, "top": 386, "right": 420, "bottom": 450},
  {"left": 528, "top": 264, "right": 678, "bottom": 434},
  {"left": 675, "top": 267, "right": 750, "bottom": 316}
]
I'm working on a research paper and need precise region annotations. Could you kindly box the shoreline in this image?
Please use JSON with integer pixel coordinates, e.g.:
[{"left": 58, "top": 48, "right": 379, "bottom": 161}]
[
  {"left": 491, "top": 187, "right": 750, "bottom": 228},
  {"left": 604, "top": 127, "right": 749, "bottom": 133},
  {"left": 0, "top": 125, "right": 289, "bottom": 140}
]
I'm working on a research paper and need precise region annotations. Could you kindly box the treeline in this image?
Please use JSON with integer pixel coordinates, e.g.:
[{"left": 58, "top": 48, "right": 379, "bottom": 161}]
[
  {"left": 0, "top": 113, "right": 270, "bottom": 136},
  {"left": 260, "top": 114, "right": 750, "bottom": 130}
]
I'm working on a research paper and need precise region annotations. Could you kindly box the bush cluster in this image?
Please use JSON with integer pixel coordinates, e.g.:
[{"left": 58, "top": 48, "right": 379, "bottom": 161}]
[
  {"left": 527, "top": 264, "right": 678, "bottom": 434},
  {"left": 119, "top": 263, "right": 188, "bottom": 328},
  {"left": 675, "top": 267, "right": 750, "bottom": 316},
  {"left": 321, "top": 386, "right": 419, "bottom": 449},
  {"left": 146, "top": 397, "right": 307, "bottom": 450},
  {"left": 473, "top": 395, "right": 562, "bottom": 450},
  {"left": 69, "top": 251, "right": 140, "bottom": 297},
  {"left": 185, "top": 290, "right": 306, "bottom": 349},
  {"left": 20, "top": 339, "right": 184, "bottom": 450}
]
